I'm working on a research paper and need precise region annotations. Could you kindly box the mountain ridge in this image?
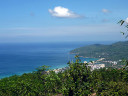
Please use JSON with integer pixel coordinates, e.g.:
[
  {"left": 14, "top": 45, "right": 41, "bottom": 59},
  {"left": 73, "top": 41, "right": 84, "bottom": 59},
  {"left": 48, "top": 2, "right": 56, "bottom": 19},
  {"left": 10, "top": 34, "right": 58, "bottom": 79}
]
[{"left": 70, "top": 41, "right": 128, "bottom": 61}]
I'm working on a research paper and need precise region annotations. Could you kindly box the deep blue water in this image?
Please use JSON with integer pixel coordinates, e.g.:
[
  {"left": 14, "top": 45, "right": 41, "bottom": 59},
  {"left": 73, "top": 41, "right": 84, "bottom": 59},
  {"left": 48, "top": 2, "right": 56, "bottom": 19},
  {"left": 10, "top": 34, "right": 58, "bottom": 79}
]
[{"left": 0, "top": 41, "right": 115, "bottom": 78}]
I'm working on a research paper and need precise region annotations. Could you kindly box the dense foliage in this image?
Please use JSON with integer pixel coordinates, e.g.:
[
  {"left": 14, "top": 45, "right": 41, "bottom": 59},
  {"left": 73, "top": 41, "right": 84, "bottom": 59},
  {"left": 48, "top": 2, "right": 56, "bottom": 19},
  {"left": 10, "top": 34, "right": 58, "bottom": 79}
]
[
  {"left": 0, "top": 56, "right": 128, "bottom": 96},
  {"left": 70, "top": 41, "right": 128, "bottom": 61}
]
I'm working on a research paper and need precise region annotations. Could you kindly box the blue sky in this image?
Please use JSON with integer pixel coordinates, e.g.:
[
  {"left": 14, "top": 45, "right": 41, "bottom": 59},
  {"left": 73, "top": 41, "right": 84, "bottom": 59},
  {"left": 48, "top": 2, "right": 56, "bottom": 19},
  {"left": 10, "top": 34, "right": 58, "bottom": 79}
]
[{"left": 0, "top": 0, "right": 128, "bottom": 43}]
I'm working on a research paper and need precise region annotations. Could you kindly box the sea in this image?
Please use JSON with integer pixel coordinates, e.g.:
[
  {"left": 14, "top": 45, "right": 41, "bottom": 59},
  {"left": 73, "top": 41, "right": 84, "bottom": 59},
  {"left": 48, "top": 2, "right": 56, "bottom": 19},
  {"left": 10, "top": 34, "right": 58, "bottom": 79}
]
[{"left": 0, "top": 41, "right": 115, "bottom": 79}]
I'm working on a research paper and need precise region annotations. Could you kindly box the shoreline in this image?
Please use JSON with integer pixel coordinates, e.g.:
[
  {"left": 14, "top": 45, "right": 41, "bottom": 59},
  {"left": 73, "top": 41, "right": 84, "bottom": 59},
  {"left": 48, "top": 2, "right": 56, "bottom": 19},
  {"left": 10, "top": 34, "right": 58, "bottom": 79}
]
[{"left": 0, "top": 57, "right": 101, "bottom": 79}]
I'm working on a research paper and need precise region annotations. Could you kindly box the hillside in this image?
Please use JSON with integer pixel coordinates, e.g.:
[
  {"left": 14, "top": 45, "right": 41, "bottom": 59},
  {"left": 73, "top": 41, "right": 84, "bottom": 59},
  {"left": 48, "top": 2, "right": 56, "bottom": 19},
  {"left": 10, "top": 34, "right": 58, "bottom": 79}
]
[
  {"left": 1, "top": 43, "right": 128, "bottom": 95},
  {"left": 1, "top": 58, "right": 128, "bottom": 96},
  {"left": 70, "top": 41, "right": 128, "bottom": 61}
]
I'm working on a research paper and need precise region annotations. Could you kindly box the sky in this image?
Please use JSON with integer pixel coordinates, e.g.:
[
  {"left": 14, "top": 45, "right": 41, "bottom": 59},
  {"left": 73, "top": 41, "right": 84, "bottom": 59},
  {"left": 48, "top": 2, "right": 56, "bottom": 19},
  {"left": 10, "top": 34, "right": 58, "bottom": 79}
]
[{"left": 0, "top": 0, "right": 128, "bottom": 43}]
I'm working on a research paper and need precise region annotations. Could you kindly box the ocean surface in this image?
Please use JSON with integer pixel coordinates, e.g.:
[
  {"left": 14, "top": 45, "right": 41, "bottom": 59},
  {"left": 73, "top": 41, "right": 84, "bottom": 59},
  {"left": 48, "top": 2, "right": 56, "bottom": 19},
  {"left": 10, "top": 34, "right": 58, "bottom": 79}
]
[{"left": 0, "top": 41, "right": 115, "bottom": 79}]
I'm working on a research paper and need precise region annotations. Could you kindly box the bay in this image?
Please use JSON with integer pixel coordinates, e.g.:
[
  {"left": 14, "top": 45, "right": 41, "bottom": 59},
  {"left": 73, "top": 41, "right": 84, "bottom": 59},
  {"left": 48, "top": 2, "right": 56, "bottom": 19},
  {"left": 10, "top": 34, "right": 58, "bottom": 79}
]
[{"left": 0, "top": 41, "right": 114, "bottom": 78}]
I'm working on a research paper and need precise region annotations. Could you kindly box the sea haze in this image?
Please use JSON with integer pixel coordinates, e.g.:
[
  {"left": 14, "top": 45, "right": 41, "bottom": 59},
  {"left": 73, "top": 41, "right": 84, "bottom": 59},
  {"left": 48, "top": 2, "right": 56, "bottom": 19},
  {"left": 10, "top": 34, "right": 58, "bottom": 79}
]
[{"left": 0, "top": 41, "right": 115, "bottom": 78}]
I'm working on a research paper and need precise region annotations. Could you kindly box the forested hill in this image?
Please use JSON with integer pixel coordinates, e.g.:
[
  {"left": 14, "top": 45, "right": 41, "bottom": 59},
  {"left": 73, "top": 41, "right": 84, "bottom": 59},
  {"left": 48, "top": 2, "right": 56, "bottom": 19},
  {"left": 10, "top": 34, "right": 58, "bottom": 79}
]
[{"left": 70, "top": 41, "right": 128, "bottom": 60}]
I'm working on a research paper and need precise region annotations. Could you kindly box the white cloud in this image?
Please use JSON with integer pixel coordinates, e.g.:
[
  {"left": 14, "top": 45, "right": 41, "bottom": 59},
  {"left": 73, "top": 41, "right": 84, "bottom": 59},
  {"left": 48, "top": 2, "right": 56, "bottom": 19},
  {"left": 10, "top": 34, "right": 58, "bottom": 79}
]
[
  {"left": 125, "top": 17, "right": 128, "bottom": 23},
  {"left": 49, "top": 6, "right": 82, "bottom": 18},
  {"left": 102, "top": 9, "right": 110, "bottom": 13}
]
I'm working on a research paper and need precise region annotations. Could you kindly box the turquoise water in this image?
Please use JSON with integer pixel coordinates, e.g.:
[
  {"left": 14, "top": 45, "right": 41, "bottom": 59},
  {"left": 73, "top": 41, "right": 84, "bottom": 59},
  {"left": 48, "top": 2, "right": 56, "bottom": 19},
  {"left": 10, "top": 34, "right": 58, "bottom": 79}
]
[{"left": 0, "top": 41, "right": 114, "bottom": 79}]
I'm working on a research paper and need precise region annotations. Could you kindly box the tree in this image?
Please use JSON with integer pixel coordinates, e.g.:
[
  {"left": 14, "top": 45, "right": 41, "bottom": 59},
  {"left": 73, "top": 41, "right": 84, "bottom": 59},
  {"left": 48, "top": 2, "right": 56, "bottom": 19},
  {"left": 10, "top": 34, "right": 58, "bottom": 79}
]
[{"left": 118, "top": 17, "right": 128, "bottom": 38}]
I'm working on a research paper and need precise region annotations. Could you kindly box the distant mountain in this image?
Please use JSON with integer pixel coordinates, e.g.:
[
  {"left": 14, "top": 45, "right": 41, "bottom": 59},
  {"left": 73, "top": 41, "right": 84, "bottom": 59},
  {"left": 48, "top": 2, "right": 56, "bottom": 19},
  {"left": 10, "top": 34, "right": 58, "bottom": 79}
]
[{"left": 70, "top": 41, "right": 128, "bottom": 60}]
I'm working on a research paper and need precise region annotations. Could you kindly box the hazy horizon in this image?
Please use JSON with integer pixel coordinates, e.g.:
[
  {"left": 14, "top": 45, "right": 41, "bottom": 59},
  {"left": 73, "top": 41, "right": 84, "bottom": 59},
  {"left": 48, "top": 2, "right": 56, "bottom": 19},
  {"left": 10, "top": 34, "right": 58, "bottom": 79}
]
[{"left": 0, "top": 0, "right": 128, "bottom": 43}]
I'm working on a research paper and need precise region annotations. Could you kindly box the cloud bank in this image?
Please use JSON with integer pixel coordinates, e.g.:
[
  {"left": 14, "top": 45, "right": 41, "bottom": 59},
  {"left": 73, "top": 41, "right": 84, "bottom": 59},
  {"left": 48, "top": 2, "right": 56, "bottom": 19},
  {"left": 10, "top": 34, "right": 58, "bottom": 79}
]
[
  {"left": 49, "top": 6, "right": 82, "bottom": 18},
  {"left": 0, "top": 24, "right": 124, "bottom": 43}
]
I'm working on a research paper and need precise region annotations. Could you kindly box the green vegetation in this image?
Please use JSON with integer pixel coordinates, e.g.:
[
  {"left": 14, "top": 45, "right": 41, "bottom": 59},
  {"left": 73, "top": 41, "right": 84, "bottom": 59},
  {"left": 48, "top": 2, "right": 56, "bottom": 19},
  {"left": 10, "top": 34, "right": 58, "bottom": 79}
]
[
  {"left": 0, "top": 56, "right": 128, "bottom": 96},
  {"left": 0, "top": 20, "right": 128, "bottom": 96},
  {"left": 70, "top": 41, "right": 128, "bottom": 61}
]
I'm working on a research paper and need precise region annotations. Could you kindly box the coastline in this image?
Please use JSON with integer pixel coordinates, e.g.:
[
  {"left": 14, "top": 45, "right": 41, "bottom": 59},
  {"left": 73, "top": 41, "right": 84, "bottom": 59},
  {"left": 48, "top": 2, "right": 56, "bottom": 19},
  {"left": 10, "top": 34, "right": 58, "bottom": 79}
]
[
  {"left": 52, "top": 58, "right": 105, "bottom": 73},
  {"left": 0, "top": 57, "right": 100, "bottom": 79}
]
